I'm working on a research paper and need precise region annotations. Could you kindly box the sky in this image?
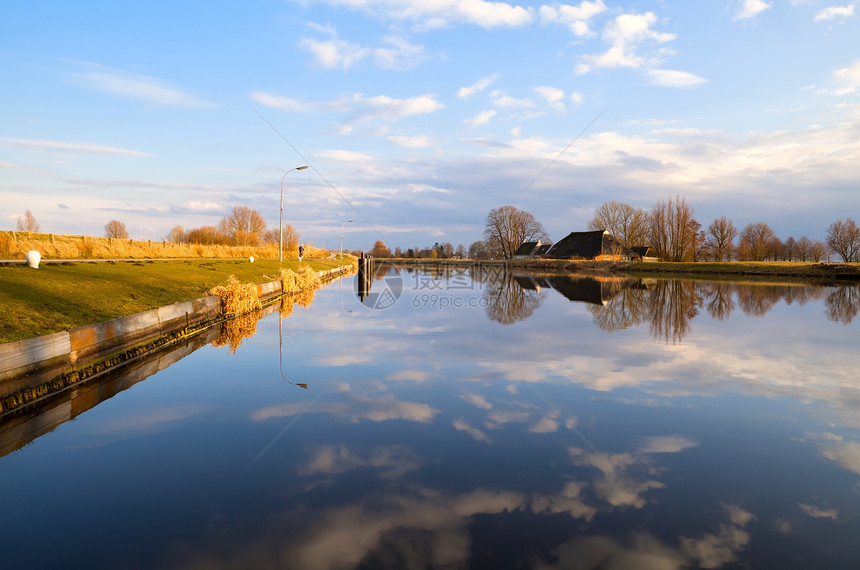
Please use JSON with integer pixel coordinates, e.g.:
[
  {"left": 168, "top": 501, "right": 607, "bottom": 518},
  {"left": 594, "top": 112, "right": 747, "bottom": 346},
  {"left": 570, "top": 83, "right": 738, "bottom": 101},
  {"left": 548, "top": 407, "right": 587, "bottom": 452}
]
[{"left": 1, "top": 0, "right": 858, "bottom": 251}]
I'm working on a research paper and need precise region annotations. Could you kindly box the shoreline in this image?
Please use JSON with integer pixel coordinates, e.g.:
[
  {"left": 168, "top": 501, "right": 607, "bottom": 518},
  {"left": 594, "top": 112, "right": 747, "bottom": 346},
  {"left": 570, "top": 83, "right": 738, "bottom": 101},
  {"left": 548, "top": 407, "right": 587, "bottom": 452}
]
[
  {"left": 0, "top": 265, "right": 354, "bottom": 417},
  {"left": 380, "top": 258, "right": 860, "bottom": 281}
]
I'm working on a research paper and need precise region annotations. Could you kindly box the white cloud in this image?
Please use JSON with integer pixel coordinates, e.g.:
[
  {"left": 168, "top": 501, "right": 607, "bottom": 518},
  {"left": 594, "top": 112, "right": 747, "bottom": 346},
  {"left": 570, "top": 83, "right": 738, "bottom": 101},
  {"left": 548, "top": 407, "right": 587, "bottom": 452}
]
[
  {"left": 373, "top": 35, "right": 426, "bottom": 69},
  {"left": 460, "top": 393, "right": 493, "bottom": 409},
  {"left": 453, "top": 419, "right": 493, "bottom": 443},
  {"left": 646, "top": 69, "right": 709, "bottom": 88},
  {"left": 534, "top": 86, "right": 566, "bottom": 113},
  {"left": 72, "top": 63, "right": 216, "bottom": 108},
  {"left": 638, "top": 435, "right": 699, "bottom": 454},
  {"left": 577, "top": 12, "right": 676, "bottom": 74},
  {"left": 814, "top": 5, "right": 855, "bottom": 21},
  {"left": 325, "top": 0, "right": 533, "bottom": 29},
  {"left": 181, "top": 200, "right": 222, "bottom": 212},
  {"left": 252, "top": 91, "right": 443, "bottom": 126},
  {"left": 457, "top": 74, "right": 498, "bottom": 99},
  {"left": 252, "top": 394, "right": 439, "bottom": 424},
  {"left": 387, "top": 369, "right": 432, "bottom": 382},
  {"left": 299, "top": 444, "right": 421, "bottom": 479},
  {"left": 352, "top": 93, "right": 445, "bottom": 121},
  {"left": 799, "top": 503, "right": 839, "bottom": 519},
  {"left": 251, "top": 91, "right": 306, "bottom": 112},
  {"left": 0, "top": 137, "right": 152, "bottom": 157},
  {"left": 539, "top": 0, "right": 607, "bottom": 37},
  {"left": 832, "top": 58, "right": 860, "bottom": 95},
  {"left": 300, "top": 33, "right": 425, "bottom": 70},
  {"left": 465, "top": 109, "right": 497, "bottom": 126},
  {"left": 299, "top": 37, "right": 371, "bottom": 69},
  {"left": 734, "top": 0, "right": 773, "bottom": 20},
  {"left": 388, "top": 134, "right": 432, "bottom": 147},
  {"left": 492, "top": 94, "right": 535, "bottom": 109}
]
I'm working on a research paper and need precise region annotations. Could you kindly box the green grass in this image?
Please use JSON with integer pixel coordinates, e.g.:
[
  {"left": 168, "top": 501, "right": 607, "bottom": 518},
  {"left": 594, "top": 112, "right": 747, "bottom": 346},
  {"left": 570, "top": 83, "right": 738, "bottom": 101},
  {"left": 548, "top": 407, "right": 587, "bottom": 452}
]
[{"left": 0, "top": 258, "right": 345, "bottom": 343}]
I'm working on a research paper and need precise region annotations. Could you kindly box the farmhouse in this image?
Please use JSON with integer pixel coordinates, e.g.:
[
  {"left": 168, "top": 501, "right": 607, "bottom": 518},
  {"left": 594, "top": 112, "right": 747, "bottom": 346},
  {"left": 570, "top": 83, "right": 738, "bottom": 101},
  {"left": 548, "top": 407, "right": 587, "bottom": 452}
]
[{"left": 544, "top": 230, "right": 638, "bottom": 261}]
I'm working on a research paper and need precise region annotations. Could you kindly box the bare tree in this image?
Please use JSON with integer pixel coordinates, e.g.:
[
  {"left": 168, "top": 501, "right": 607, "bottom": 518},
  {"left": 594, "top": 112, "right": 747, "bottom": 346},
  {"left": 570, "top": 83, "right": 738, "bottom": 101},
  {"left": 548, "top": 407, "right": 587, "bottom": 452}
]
[
  {"left": 165, "top": 225, "right": 184, "bottom": 244},
  {"left": 186, "top": 225, "right": 228, "bottom": 245},
  {"left": 649, "top": 196, "right": 698, "bottom": 262},
  {"left": 469, "top": 240, "right": 491, "bottom": 260},
  {"left": 587, "top": 201, "right": 650, "bottom": 246},
  {"left": 737, "top": 222, "right": 778, "bottom": 261},
  {"left": 826, "top": 218, "right": 860, "bottom": 262},
  {"left": 705, "top": 217, "right": 737, "bottom": 261},
  {"left": 218, "top": 206, "right": 267, "bottom": 246},
  {"left": 484, "top": 205, "right": 549, "bottom": 260},
  {"left": 455, "top": 244, "right": 467, "bottom": 258},
  {"left": 262, "top": 224, "right": 300, "bottom": 252},
  {"left": 16, "top": 210, "right": 40, "bottom": 233},
  {"left": 104, "top": 219, "right": 129, "bottom": 239}
]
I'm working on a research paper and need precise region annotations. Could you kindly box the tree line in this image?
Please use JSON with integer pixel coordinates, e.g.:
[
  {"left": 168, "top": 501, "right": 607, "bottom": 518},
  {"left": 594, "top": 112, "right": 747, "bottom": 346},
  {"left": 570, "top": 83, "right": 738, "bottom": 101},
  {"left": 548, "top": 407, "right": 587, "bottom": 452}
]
[{"left": 585, "top": 197, "right": 860, "bottom": 262}]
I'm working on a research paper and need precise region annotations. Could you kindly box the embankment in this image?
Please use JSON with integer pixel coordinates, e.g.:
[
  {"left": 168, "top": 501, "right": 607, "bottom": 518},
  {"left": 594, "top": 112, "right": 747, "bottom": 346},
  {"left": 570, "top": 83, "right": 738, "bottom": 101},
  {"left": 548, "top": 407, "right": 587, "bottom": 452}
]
[{"left": 0, "top": 265, "right": 353, "bottom": 415}]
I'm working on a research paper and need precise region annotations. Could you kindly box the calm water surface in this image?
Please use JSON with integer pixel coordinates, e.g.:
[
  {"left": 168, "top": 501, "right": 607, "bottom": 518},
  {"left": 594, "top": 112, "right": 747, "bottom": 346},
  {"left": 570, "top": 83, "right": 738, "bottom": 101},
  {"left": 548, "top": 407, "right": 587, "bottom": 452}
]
[{"left": 2, "top": 265, "right": 860, "bottom": 569}]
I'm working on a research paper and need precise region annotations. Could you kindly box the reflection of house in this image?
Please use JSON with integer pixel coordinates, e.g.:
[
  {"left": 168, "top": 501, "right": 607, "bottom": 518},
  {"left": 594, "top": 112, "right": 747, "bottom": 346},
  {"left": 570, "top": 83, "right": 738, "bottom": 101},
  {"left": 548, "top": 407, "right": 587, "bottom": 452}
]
[
  {"left": 631, "top": 246, "right": 658, "bottom": 262},
  {"left": 545, "top": 230, "right": 637, "bottom": 261}
]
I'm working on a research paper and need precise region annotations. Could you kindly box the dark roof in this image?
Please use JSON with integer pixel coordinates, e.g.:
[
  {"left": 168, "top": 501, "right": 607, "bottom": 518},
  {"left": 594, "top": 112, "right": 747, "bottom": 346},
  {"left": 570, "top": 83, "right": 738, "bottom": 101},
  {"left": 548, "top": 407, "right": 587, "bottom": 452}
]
[
  {"left": 513, "top": 241, "right": 540, "bottom": 256},
  {"left": 533, "top": 244, "right": 552, "bottom": 256},
  {"left": 545, "top": 230, "right": 637, "bottom": 260},
  {"left": 630, "top": 246, "right": 656, "bottom": 258}
]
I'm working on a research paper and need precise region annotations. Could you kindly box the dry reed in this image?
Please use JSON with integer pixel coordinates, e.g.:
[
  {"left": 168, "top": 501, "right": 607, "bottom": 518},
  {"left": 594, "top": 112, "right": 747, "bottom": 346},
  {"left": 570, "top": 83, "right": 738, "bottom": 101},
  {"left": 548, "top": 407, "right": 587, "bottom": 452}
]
[
  {"left": 211, "top": 311, "right": 262, "bottom": 354},
  {"left": 208, "top": 275, "right": 262, "bottom": 316},
  {"left": 0, "top": 231, "right": 300, "bottom": 260}
]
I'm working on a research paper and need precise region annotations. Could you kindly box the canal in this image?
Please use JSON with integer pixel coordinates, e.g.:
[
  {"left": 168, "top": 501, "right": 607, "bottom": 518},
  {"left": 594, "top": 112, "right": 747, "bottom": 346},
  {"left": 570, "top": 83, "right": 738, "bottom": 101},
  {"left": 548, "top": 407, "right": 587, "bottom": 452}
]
[{"left": 1, "top": 264, "right": 859, "bottom": 569}]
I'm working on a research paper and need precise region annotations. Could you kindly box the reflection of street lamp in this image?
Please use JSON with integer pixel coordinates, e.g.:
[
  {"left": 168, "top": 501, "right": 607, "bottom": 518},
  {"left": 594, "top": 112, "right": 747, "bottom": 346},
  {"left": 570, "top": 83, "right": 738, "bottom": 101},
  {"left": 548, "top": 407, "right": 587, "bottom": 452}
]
[
  {"left": 279, "top": 312, "right": 309, "bottom": 389},
  {"left": 280, "top": 165, "right": 309, "bottom": 263},
  {"left": 340, "top": 219, "right": 354, "bottom": 259}
]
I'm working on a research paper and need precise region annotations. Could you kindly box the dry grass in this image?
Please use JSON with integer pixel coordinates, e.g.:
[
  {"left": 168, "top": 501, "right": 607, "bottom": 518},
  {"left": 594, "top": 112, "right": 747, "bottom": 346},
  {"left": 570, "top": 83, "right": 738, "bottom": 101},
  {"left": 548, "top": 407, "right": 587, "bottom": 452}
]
[
  {"left": 211, "top": 311, "right": 262, "bottom": 354},
  {"left": 208, "top": 275, "right": 263, "bottom": 316},
  {"left": 0, "top": 230, "right": 335, "bottom": 261}
]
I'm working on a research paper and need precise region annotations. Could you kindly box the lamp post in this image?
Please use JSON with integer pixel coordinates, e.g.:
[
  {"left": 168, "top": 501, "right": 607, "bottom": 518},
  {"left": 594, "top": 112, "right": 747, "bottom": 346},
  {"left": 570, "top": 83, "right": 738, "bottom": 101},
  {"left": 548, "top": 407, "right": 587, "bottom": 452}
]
[
  {"left": 340, "top": 219, "right": 354, "bottom": 259},
  {"left": 280, "top": 165, "right": 309, "bottom": 262}
]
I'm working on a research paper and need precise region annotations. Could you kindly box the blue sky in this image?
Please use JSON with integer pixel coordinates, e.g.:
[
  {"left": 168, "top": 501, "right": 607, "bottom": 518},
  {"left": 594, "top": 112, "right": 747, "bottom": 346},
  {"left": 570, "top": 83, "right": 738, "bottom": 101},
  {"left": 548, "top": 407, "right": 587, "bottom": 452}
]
[{"left": 2, "top": 0, "right": 858, "bottom": 251}]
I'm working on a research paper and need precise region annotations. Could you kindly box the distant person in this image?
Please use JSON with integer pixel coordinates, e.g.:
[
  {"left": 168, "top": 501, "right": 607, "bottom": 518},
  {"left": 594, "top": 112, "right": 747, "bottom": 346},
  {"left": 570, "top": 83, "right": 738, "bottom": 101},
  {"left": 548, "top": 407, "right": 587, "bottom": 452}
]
[{"left": 298, "top": 244, "right": 304, "bottom": 261}]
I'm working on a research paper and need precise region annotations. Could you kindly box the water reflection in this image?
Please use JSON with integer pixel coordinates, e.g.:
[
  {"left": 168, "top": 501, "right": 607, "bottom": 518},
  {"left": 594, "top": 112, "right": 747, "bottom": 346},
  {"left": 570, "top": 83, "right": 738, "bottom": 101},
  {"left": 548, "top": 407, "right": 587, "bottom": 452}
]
[
  {"left": 3, "top": 268, "right": 860, "bottom": 569},
  {"left": 490, "top": 272, "right": 860, "bottom": 341}
]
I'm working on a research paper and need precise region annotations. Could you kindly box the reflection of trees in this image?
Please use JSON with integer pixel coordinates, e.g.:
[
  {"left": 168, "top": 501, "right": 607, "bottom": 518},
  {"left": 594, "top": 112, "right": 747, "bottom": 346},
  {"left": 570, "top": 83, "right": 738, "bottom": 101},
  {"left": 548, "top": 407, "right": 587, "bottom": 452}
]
[
  {"left": 825, "top": 285, "right": 860, "bottom": 324},
  {"left": 588, "top": 286, "right": 650, "bottom": 332},
  {"left": 699, "top": 282, "right": 735, "bottom": 321},
  {"left": 484, "top": 273, "right": 544, "bottom": 325},
  {"left": 648, "top": 280, "right": 701, "bottom": 344}
]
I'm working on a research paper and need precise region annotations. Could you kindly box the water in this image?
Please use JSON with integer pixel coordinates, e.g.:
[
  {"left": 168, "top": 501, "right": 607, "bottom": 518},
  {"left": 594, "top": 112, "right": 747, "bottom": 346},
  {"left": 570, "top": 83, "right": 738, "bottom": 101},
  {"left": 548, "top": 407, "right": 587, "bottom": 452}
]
[{"left": 1, "top": 265, "right": 859, "bottom": 569}]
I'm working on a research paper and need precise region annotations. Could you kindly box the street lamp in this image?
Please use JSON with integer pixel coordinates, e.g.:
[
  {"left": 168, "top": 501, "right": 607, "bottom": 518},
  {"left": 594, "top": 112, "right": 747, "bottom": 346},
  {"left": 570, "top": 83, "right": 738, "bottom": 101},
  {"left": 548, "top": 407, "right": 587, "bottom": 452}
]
[
  {"left": 280, "top": 165, "right": 309, "bottom": 262},
  {"left": 340, "top": 219, "right": 354, "bottom": 259}
]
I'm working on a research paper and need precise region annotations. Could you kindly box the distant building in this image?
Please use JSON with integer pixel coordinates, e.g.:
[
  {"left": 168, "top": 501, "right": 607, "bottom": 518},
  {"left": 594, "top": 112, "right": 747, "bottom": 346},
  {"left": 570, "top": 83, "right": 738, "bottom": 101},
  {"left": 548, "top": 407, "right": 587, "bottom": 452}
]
[
  {"left": 630, "top": 246, "right": 658, "bottom": 262},
  {"left": 545, "top": 230, "right": 638, "bottom": 261},
  {"left": 513, "top": 239, "right": 548, "bottom": 259}
]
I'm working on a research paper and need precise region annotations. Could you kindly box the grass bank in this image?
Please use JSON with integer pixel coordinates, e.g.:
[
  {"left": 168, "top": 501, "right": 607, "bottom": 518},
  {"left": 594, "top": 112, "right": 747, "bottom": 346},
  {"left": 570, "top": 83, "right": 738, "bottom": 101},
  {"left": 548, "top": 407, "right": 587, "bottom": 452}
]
[
  {"left": 626, "top": 261, "right": 860, "bottom": 280},
  {"left": 0, "top": 258, "right": 349, "bottom": 343}
]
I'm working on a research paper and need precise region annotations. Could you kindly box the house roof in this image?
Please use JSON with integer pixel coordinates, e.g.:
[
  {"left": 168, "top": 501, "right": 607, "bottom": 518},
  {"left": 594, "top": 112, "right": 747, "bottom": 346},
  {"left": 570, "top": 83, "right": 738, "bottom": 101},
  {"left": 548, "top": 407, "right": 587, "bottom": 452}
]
[
  {"left": 630, "top": 246, "right": 656, "bottom": 258},
  {"left": 545, "top": 230, "right": 637, "bottom": 260},
  {"left": 513, "top": 241, "right": 541, "bottom": 256},
  {"left": 533, "top": 244, "right": 552, "bottom": 256}
]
